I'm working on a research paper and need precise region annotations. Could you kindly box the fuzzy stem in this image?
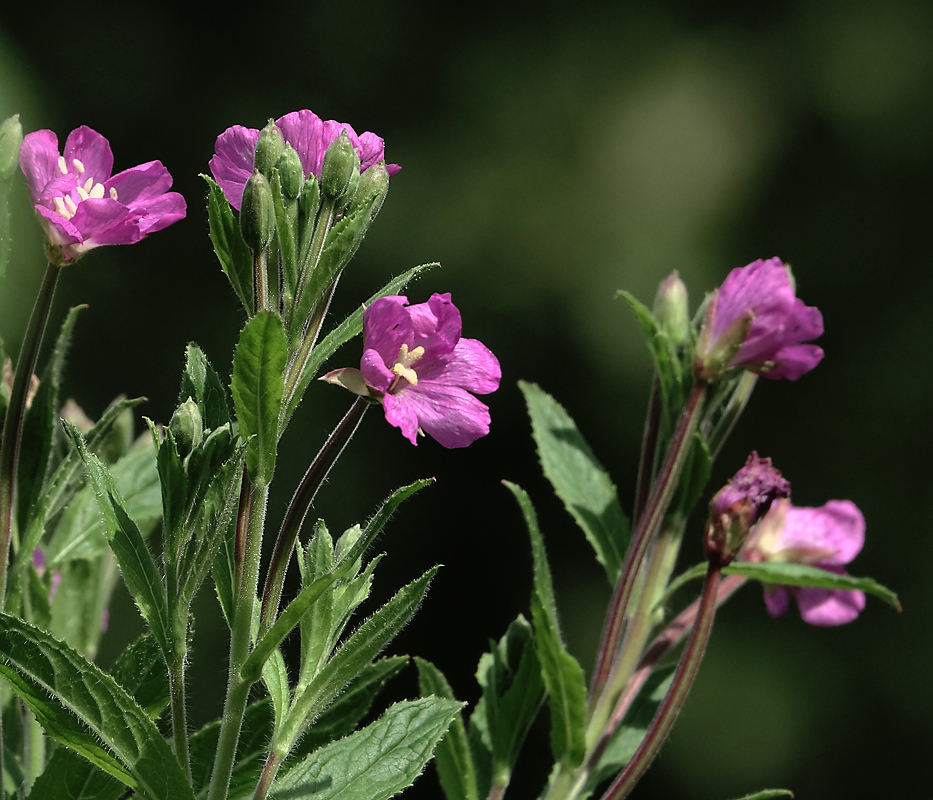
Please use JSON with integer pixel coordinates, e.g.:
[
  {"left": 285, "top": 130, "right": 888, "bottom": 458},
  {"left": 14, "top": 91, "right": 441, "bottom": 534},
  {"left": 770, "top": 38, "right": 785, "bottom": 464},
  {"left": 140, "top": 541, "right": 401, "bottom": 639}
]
[
  {"left": 258, "top": 396, "right": 369, "bottom": 637},
  {"left": 251, "top": 751, "right": 282, "bottom": 800},
  {"left": 598, "top": 563, "right": 723, "bottom": 800},
  {"left": 253, "top": 249, "right": 270, "bottom": 314},
  {"left": 705, "top": 371, "right": 757, "bottom": 460},
  {"left": 633, "top": 377, "right": 662, "bottom": 523},
  {"left": 169, "top": 649, "right": 191, "bottom": 781}
]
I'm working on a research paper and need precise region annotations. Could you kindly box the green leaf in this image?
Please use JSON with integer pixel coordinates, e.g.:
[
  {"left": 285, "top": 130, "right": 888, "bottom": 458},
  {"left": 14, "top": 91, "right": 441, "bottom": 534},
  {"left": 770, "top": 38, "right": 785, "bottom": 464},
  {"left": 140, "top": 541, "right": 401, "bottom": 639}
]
[
  {"left": 179, "top": 344, "right": 232, "bottom": 432},
  {"left": 282, "top": 262, "right": 438, "bottom": 427},
  {"left": 231, "top": 311, "right": 287, "bottom": 485},
  {"left": 519, "top": 381, "right": 630, "bottom": 586},
  {"left": 726, "top": 791, "right": 794, "bottom": 800},
  {"left": 672, "top": 432, "right": 712, "bottom": 516},
  {"left": 27, "top": 746, "right": 125, "bottom": 800},
  {"left": 263, "top": 646, "right": 291, "bottom": 734},
  {"left": 204, "top": 174, "right": 253, "bottom": 313},
  {"left": 277, "top": 566, "right": 439, "bottom": 755},
  {"left": 503, "top": 481, "right": 586, "bottom": 767},
  {"left": 0, "top": 613, "right": 195, "bottom": 800},
  {"left": 416, "top": 658, "right": 479, "bottom": 800},
  {"left": 271, "top": 698, "right": 462, "bottom": 800},
  {"left": 65, "top": 422, "right": 172, "bottom": 660},
  {"left": 110, "top": 634, "right": 171, "bottom": 719},
  {"left": 48, "top": 558, "right": 115, "bottom": 659}
]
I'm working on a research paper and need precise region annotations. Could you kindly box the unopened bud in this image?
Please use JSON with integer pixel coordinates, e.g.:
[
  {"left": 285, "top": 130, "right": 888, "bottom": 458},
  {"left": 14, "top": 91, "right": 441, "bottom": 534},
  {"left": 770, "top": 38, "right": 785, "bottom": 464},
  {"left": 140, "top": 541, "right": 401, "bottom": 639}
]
[
  {"left": 320, "top": 131, "right": 357, "bottom": 200},
  {"left": 653, "top": 271, "right": 690, "bottom": 347},
  {"left": 169, "top": 397, "right": 203, "bottom": 456},
  {"left": 276, "top": 144, "right": 304, "bottom": 200},
  {"left": 0, "top": 114, "right": 23, "bottom": 179},
  {"left": 254, "top": 120, "right": 285, "bottom": 179},
  {"left": 239, "top": 171, "right": 276, "bottom": 251},
  {"left": 350, "top": 163, "right": 389, "bottom": 219}
]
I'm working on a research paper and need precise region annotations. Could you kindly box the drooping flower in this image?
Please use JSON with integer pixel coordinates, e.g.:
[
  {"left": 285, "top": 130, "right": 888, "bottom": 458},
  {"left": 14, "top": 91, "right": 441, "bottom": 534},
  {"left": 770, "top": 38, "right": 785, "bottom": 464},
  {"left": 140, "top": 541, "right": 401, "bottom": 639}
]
[
  {"left": 742, "top": 498, "right": 867, "bottom": 625},
  {"left": 705, "top": 453, "right": 791, "bottom": 566},
  {"left": 210, "top": 109, "right": 400, "bottom": 210},
  {"left": 323, "top": 293, "right": 501, "bottom": 448},
  {"left": 18, "top": 126, "right": 186, "bottom": 264},
  {"left": 695, "top": 257, "right": 824, "bottom": 381}
]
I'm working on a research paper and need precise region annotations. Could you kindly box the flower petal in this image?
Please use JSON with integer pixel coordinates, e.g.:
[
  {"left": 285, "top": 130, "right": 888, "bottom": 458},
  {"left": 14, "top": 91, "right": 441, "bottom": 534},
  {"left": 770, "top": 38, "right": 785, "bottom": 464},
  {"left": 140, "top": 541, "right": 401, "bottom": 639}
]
[
  {"left": 796, "top": 584, "right": 866, "bottom": 626},
  {"left": 209, "top": 125, "right": 260, "bottom": 210},
  {"left": 777, "top": 501, "right": 865, "bottom": 565},
  {"left": 69, "top": 198, "right": 139, "bottom": 245},
  {"left": 385, "top": 382, "right": 492, "bottom": 448},
  {"left": 276, "top": 110, "right": 325, "bottom": 178},
  {"left": 765, "top": 344, "right": 825, "bottom": 381},
  {"left": 418, "top": 337, "right": 501, "bottom": 395},
  {"left": 763, "top": 585, "right": 790, "bottom": 618},
  {"left": 135, "top": 192, "right": 187, "bottom": 235},
  {"left": 63, "top": 126, "right": 114, "bottom": 184},
  {"left": 409, "top": 293, "right": 461, "bottom": 357},
  {"left": 357, "top": 131, "right": 387, "bottom": 172},
  {"left": 106, "top": 160, "right": 173, "bottom": 205},
  {"left": 361, "top": 297, "right": 413, "bottom": 390},
  {"left": 19, "top": 129, "right": 61, "bottom": 200}
]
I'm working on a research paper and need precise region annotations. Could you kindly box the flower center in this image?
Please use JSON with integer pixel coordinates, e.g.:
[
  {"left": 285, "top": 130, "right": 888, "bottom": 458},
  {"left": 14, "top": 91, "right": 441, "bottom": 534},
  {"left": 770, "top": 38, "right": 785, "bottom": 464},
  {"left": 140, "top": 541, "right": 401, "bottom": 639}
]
[
  {"left": 52, "top": 156, "right": 119, "bottom": 220},
  {"left": 391, "top": 344, "right": 425, "bottom": 387}
]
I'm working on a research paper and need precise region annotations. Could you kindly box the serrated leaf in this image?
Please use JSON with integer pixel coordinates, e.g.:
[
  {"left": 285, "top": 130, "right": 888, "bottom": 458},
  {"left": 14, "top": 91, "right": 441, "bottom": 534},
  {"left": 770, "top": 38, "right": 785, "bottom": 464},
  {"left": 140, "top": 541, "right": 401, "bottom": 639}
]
[
  {"left": 204, "top": 174, "right": 253, "bottom": 313},
  {"left": 179, "top": 344, "right": 232, "bottom": 431},
  {"left": 503, "top": 481, "right": 586, "bottom": 767},
  {"left": 26, "top": 746, "right": 125, "bottom": 800},
  {"left": 231, "top": 311, "right": 287, "bottom": 485},
  {"left": 282, "top": 262, "right": 438, "bottom": 427},
  {"left": 416, "top": 658, "right": 479, "bottom": 800},
  {"left": 519, "top": 381, "right": 630, "bottom": 586},
  {"left": 0, "top": 614, "right": 195, "bottom": 800},
  {"left": 271, "top": 698, "right": 462, "bottom": 800}
]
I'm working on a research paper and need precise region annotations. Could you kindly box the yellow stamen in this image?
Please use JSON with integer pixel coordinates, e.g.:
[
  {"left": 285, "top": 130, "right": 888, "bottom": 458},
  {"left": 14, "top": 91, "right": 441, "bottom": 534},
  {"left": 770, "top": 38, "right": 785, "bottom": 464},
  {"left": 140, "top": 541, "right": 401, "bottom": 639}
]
[
  {"left": 76, "top": 186, "right": 89, "bottom": 201},
  {"left": 64, "top": 196, "right": 78, "bottom": 217}
]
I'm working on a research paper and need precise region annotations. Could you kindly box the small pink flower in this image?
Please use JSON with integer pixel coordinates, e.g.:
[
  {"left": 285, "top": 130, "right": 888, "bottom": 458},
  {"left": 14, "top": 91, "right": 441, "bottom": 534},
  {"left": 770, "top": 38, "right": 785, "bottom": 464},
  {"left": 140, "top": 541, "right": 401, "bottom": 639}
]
[
  {"left": 19, "top": 125, "right": 186, "bottom": 263},
  {"left": 324, "top": 293, "right": 501, "bottom": 448},
  {"left": 210, "top": 109, "right": 400, "bottom": 210},
  {"left": 742, "top": 498, "right": 867, "bottom": 626}
]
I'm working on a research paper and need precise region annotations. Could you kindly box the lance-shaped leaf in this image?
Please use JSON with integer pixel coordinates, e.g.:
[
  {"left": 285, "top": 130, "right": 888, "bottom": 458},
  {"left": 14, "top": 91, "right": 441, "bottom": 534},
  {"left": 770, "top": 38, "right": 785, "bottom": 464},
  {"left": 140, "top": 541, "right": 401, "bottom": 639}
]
[
  {"left": 231, "top": 311, "right": 287, "bottom": 486},
  {"left": 519, "top": 382, "right": 630, "bottom": 586},
  {"left": 271, "top": 698, "right": 462, "bottom": 800},
  {"left": 26, "top": 746, "right": 125, "bottom": 800},
  {"left": 65, "top": 422, "right": 172, "bottom": 660},
  {"left": 204, "top": 175, "right": 253, "bottom": 313},
  {"left": 0, "top": 614, "right": 194, "bottom": 800},
  {"left": 503, "top": 481, "right": 586, "bottom": 767},
  {"left": 179, "top": 344, "right": 232, "bottom": 431}
]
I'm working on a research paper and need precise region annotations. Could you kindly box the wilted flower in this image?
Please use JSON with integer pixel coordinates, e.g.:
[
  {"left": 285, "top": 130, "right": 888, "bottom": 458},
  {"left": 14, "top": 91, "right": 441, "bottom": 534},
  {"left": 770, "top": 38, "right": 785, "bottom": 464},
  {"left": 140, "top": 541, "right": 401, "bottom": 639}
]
[
  {"left": 19, "top": 126, "right": 186, "bottom": 264},
  {"left": 742, "top": 498, "right": 867, "bottom": 626},
  {"left": 323, "top": 293, "right": 501, "bottom": 448},
  {"left": 210, "top": 109, "right": 400, "bottom": 210},
  {"left": 695, "top": 257, "right": 824, "bottom": 381}
]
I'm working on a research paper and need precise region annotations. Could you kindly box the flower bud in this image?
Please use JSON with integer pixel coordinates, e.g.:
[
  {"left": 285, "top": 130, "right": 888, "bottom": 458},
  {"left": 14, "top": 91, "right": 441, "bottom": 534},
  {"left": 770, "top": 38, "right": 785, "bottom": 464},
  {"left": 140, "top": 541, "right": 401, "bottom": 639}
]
[
  {"left": 320, "top": 131, "right": 357, "bottom": 200},
  {"left": 254, "top": 120, "right": 285, "bottom": 179},
  {"left": 0, "top": 114, "right": 23, "bottom": 179},
  {"left": 239, "top": 171, "right": 275, "bottom": 251},
  {"left": 350, "top": 163, "right": 390, "bottom": 220},
  {"left": 653, "top": 270, "right": 690, "bottom": 347},
  {"left": 276, "top": 144, "right": 304, "bottom": 200},
  {"left": 169, "top": 397, "right": 203, "bottom": 456}
]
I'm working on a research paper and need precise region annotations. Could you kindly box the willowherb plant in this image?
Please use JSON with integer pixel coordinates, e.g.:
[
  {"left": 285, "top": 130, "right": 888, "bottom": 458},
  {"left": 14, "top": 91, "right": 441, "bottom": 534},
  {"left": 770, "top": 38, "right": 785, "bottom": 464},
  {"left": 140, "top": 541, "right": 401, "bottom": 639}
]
[{"left": 0, "top": 108, "right": 897, "bottom": 800}]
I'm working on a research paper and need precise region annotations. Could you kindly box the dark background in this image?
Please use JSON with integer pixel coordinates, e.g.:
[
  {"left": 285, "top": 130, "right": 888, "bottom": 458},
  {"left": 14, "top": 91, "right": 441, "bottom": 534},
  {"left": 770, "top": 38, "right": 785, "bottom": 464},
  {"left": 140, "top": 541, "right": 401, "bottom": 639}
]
[{"left": 1, "top": 1, "right": 930, "bottom": 798}]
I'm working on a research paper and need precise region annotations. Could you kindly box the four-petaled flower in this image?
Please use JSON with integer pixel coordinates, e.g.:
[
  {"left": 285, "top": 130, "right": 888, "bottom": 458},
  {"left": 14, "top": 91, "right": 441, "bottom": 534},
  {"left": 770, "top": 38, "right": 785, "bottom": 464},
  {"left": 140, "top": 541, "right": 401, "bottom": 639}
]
[
  {"left": 19, "top": 126, "right": 186, "bottom": 264},
  {"left": 324, "top": 293, "right": 501, "bottom": 448},
  {"left": 695, "top": 257, "right": 824, "bottom": 381},
  {"left": 210, "top": 109, "right": 400, "bottom": 210},
  {"left": 742, "top": 498, "right": 867, "bottom": 626}
]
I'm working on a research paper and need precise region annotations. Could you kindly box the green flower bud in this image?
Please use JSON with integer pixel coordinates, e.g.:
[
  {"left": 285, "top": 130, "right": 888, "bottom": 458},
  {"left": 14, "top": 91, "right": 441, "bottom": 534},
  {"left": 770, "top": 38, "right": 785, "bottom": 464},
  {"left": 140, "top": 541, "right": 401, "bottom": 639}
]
[
  {"left": 276, "top": 144, "right": 304, "bottom": 200},
  {"left": 298, "top": 172, "right": 321, "bottom": 218},
  {"left": 350, "top": 163, "right": 390, "bottom": 220},
  {"left": 169, "top": 397, "right": 203, "bottom": 456},
  {"left": 653, "top": 270, "right": 690, "bottom": 347},
  {"left": 239, "top": 171, "right": 276, "bottom": 251},
  {"left": 254, "top": 120, "right": 285, "bottom": 179},
  {"left": 320, "top": 131, "right": 356, "bottom": 200},
  {"left": 0, "top": 114, "right": 23, "bottom": 179}
]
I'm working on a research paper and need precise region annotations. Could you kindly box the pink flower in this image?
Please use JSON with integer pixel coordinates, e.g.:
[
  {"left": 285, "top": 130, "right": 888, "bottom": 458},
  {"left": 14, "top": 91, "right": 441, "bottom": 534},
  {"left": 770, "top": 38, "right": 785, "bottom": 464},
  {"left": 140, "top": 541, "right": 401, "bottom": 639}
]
[
  {"left": 742, "top": 498, "right": 867, "bottom": 625},
  {"left": 695, "top": 257, "right": 824, "bottom": 381},
  {"left": 18, "top": 126, "right": 186, "bottom": 263},
  {"left": 209, "top": 109, "right": 400, "bottom": 210},
  {"left": 324, "top": 293, "right": 501, "bottom": 448}
]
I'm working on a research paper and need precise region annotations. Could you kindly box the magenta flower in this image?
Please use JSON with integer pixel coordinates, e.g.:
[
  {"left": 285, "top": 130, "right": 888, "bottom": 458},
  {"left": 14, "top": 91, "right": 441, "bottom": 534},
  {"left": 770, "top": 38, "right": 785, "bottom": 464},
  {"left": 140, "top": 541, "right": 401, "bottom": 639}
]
[
  {"left": 210, "top": 109, "right": 400, "bottom": 210},
  {"left": 742, "top": 498, "right": 867, "bottom": 626},
  {"left": 324, "top": 293, "right": 501, "bottom": 448},
  {"left": 695, "top": 257, "right": 824, "bottom": 381},
  {"left": 18, "top": 125, "right": 186, "bottom": 264}
]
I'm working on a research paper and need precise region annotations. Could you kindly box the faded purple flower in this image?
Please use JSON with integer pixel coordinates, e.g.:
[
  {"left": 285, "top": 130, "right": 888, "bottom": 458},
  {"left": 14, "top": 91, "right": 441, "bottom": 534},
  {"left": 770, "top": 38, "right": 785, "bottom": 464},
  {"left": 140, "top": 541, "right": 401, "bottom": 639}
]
[
  {"left": 695, "top": 257, "right": 824, "bottom": 381},
  {"left": 324, "top": 293, "right": 501, "bottom": 448},
  {"left": 742, "top": 498, "right": 867, "bottom": 626},
  {"left": 19, "top": 126, "right": 186, "bottom": 264},
  {"left": 705, "top": 453, "right": 790, "bottom": 565},
  {"left": 210, "top": 109, "right": 400, "bottom": 210}
]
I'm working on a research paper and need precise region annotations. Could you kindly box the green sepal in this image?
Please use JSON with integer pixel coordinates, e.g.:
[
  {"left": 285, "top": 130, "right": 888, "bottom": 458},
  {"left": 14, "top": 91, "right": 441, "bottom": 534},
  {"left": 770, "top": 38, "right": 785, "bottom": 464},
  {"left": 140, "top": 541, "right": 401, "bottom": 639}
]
[
  {"left": 179, "top": 344, "right": 232, "bottom": 431},
  {"left": 110, "top": 633, "right": 171, "bottom": 719},
  {"left": 231, "top": 310, "right": 287, "bottom": 486},
  {"left": 271, "top": 698, "right": 462, "bottom": 800},
  {"left": 503, "top": 480, "right": 586, "bottom": 768},
  {"left": 0, "top": 613, "right": 195, "bottom": 800},
  {"left": 203, "top": 174, "right": 253, "bottom": 313},
  {"left": 519, "top": 381, "right": 630, "bottom": 586},
  {"left": 26, "top": 746, "right": 125, "bottom": 800},
  {"left": 416, "top": 657, "right": 479, "bottom": 800},
  {"left": 272, "top": 170, "right": 298, "bottom": 312}
]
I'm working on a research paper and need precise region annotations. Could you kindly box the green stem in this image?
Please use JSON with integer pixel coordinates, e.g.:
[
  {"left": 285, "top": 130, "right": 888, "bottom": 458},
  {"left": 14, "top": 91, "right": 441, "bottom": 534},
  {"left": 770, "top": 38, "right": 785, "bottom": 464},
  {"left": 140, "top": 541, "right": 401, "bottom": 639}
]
[
  {"left": 253, "top": 249, "right": 270, "bottom": 314},
  {"left": 259, "top": 396, "right": 369, "bottom": 637},
  {"left": 633, "top": 377, "right": 662, "bottom": 523},
  {"left": 169, "top": 649, "right": 191, "bottom": 781},
  {"left": 208, "top": 474, "right": 268, "bottom": 800},
  {"left": 251, "top": 751, "right": 282, "bottom": 800},
  {"left": 705, "top": 371, "right": 757, "bottom": 460},
  {"left": 598, "top": 563, "right": 723, "bottom": 800}
]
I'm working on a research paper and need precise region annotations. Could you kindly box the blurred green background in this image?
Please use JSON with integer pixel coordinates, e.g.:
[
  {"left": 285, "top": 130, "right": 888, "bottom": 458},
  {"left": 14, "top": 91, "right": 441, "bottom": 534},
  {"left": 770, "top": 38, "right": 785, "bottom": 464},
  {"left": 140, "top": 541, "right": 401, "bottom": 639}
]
[{"left": 1, "top": 1, "right": 930, "bottom": 798}]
